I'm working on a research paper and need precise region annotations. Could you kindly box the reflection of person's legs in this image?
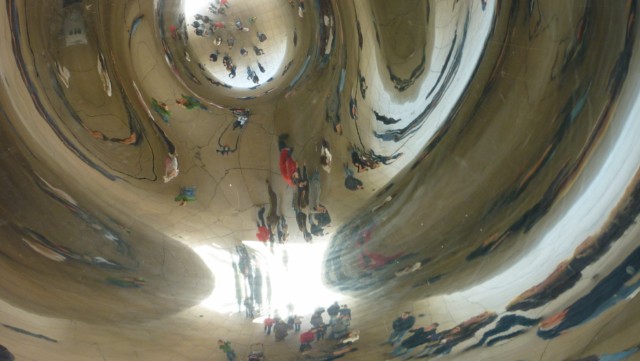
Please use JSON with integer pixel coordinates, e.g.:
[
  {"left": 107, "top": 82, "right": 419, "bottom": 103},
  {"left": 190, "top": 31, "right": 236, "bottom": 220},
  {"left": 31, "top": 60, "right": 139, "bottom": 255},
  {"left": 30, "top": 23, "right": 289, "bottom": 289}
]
[
  {"left": 473, "top": 332, "right": 492, "bottom": 348},
  {"left": 324, "top": 346, "right": 356, "bottom": 360},
  {"left": 394, "top": 330, "right": 408, "bottom": 345},
  {"left": 344, "top": 164, "right": 353, "bottom": 178},
  {"left": 396, "top": 346, "right": 419, "bottom": 360},
  {"left": 268, "top": 183, "right": 278, "bottom": 211},
  {"left": 475, "top": 315, "right": 526, "bottom": 347},
  {"left": 297, "top": 188, "right": 308, "bottom": 209},
  {"left": 486, "top": 329, "right": 527, "bottom": 347},
  {"left": 311, "top": 168, "right": 321, "bottom": 183},
  {"left": 267, "top": 182, "right": 279, "bottom": 226},
  {"left": 258, "top": 207, "right": 266, "bottom": 227},
  {"left": 390, "top": 345, "right": 408, "bottom": 356},
  {"left": 415, "top": 345, "right": 435, "bottom": 358},
  {"left": 396, "top": 329, "right": 407, "bottom": 343},
  {"left": 387, "top": 330, "right": 400, "bottom": 344}
]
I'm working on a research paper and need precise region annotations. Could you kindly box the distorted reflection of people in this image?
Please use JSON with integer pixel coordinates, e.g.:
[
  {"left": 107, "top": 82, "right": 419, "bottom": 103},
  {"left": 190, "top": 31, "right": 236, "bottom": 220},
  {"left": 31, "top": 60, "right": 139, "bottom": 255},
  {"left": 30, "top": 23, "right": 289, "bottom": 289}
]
[
  {"left": 387, "top": 323, "right": 439, "bottom": 360},
  {"left": 343, "top": 164, "right": 363, "bottom": 190},
  {"left": 176, "top": 94, "right": 208, "bottom": 110},
  {"left": 263, "top": 315, "right": 275, "bottom": 335},
  {"left": 274, "top": 319, "right": 289, "bottom": 341},
  {"left": 319, "top": 139, "right": 332, "bottom": 173},
  {"left": 278, "top": 134, "right": 299, "bottom": 186},
  {"left": 217, "top": 339, "right": 237, "bottom": 361},
  {"left": 163, "top": 153, "right": 179, "bottom": 183},
  {"left": 174, "top": 186, "right": 196, "bottom": 206},
  {"left": 386, "top": 312, "right": 415, "bottom": 346}
]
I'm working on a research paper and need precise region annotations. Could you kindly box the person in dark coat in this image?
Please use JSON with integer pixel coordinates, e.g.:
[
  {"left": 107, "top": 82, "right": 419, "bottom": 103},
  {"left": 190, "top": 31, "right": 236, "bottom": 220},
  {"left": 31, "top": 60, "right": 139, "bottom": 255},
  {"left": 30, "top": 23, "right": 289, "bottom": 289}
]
[
  {"left": 295, "top": 209, "right": 312, "bottom": 242},
  {"left": 389, "top": 323, "right": 439, "bottom": 358},
  {"left": 343, "top": 164, "right": 363, "bottom": 190},
  {"left": 328, "top": 314, "right": 350, "bottom": 340},
  {"left": 274, "top": 319, "right": 289, "bottom": 341},
  {"left": 327, "top": 301, "right": 340, "bottom": 320},
  {"left": 386, "top": 312, "right": 416, "bottom": 345},
  {"left": 339, "top": 304, "right": 351, "bottom": 320},
  {"left": 244, "top": 297, "right": 254, "bottom": 319},
  {"left": 295, "top": 164, "right": 310, "bottom": 209},
  {"left": 310, "top": 309, "right": 326, "bottom": 341}
]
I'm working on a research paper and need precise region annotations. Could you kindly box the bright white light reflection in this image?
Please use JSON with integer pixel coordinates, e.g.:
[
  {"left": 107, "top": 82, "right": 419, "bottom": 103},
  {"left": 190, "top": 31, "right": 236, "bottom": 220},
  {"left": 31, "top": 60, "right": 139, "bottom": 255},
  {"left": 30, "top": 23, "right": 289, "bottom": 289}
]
[
  {"left": 451, "top": 100, "right": 640, "bottom": 312},
  {"left": 195, "top": 240, "right": 343, "bottom": 322},
  {"left": 194, "top": 245, "right": 238, "bottom": 315}
]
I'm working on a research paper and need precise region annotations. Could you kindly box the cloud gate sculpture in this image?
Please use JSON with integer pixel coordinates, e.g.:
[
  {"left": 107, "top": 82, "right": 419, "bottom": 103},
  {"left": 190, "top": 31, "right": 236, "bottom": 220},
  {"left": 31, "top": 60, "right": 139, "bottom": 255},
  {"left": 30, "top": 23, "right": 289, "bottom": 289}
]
[{"left": 1, "top": 0, "right": 640, "bottom": 360}]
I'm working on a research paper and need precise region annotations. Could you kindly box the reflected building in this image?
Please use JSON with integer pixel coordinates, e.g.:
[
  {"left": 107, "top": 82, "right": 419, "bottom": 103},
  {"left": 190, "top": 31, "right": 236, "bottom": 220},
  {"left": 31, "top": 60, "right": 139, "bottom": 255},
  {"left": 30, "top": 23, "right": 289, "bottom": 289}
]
[{"left": 1, "top": 0, "right": 640, "bottom": 360}]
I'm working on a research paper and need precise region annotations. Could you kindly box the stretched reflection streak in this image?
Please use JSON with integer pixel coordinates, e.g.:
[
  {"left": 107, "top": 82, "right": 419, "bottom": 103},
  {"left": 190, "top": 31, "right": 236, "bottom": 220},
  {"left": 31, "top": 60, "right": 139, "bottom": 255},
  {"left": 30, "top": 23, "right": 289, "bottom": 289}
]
[
  {"left": 5, "top": 0, "right": 118, "bottom": 181},
  {"left": 455, "top": 86, "right": 640, "bottom": 312}
]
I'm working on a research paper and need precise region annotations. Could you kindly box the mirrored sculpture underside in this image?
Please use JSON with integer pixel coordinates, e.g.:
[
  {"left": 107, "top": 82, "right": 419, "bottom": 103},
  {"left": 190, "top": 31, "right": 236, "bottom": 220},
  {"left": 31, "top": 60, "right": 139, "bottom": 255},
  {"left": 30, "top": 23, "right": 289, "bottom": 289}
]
[{"left": 1, "top": 0, "right": 640, "bottom": 360}]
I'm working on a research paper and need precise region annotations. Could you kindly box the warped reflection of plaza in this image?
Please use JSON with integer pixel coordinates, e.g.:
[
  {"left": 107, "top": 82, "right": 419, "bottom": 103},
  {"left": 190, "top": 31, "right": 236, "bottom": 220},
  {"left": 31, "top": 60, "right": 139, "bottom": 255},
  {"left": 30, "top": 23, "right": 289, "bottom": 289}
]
[{"left": 2, "top": 0, "right": 640, "bottom": 360}]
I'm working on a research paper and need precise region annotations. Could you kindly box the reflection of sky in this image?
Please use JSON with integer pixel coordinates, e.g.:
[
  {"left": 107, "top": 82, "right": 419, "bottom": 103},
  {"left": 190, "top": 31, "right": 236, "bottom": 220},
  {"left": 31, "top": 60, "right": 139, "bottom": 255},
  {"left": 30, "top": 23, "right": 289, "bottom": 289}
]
[
  {"left": 182, "top": 0, "right": 291, "bottom": 89},
  {"left": 195, "top": 239, "right": 343, "bottom": 319},
  {"left": 453, "top": 101, "right": 640, "bottom": 311}
]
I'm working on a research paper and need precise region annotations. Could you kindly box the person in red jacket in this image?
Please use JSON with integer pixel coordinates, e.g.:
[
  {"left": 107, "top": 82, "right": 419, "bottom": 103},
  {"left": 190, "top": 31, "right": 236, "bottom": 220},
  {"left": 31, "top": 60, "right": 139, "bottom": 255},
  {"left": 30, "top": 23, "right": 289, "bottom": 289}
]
[
  {"left": 264, "top": 315, "right": 276, "bottom": 335},
  {"left": 255, "top": 206, "right": 270, "bottom": 243},
  {"left": 299, "top": 329, "right": 316, "bottom": 352},
  {"left": 256, "top": 226, "right": 269, "bottom": 243},
  {"left": 278, "top": 134, "right": 299, "bottom": 186},
  {"left": 279, "top": 148, "right": 298, "bottom": 186}
]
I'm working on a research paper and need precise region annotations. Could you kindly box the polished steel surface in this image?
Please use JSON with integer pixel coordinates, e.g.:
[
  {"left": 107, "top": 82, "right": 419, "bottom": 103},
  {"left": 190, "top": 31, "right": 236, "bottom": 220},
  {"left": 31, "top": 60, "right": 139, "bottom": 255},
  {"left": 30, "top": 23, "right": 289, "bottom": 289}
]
[{"left": 1, "top": 0, "right": 640, "bottom": 360}]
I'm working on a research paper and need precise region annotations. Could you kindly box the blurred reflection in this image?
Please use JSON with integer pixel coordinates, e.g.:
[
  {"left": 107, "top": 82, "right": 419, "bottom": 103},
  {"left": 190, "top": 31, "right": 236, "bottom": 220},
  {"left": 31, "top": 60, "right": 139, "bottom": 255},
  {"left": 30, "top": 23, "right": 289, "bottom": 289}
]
[
  {"left": 2, "top": 0, "right": 640, "bottom": 360},
  {"left": 538, "top": 245, "right": 640, "bottom": 340}
]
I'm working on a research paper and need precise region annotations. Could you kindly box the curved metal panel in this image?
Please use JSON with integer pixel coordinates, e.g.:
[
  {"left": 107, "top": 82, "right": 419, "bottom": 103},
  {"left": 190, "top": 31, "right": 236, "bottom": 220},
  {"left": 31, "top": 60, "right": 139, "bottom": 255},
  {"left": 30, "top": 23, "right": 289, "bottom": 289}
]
[{"left": 1, "top": 0, "right": 639, "bottom": 360}]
